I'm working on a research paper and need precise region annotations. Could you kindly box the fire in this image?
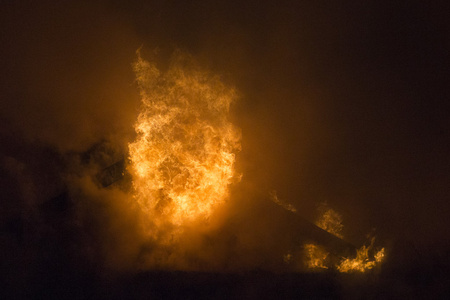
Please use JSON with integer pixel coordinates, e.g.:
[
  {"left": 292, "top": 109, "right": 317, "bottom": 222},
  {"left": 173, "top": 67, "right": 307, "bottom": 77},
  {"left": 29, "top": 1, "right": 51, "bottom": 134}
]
[
  {"left": 270, "top": 190, "right": 297, "bottom": 213},
  {"left": 304, "top": 244, "right": 329, "bottom": 269},
  {"left": 305, "top": 204, "right": 385, "bottom": 272},
  {"left": 316, "top": 206, "right": 343, "bottom": 239},
  {"left": 337, "top": 240, "right": 385, "bottom": 273},
  {"left": 128, "top": 51, "right": 241, "bottom": 235},
  {"left": 304, "top": 205, "right": 341, "bottom": 270},
  {"left": 125, "top": 50, "right": 384, "bottom": 271}
]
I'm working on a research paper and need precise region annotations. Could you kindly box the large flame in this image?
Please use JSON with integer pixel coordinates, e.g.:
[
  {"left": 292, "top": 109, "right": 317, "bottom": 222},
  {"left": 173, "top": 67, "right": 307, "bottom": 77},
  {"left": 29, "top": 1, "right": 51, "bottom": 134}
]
[{"left": 128, "top": 52, "right": 241, "bottom": 235}]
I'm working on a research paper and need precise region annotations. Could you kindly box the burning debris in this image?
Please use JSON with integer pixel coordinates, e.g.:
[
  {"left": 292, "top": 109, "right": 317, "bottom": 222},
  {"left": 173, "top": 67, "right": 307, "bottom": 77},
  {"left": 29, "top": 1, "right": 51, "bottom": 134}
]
[
  {"left": 271, "top": 193, "right": 385, "bottom": 272},
  {"left": 312, "top": 205, "right": 385, "bottom": 272},
  {"left": 337, "top": 238, "right": 385, "bottom": 273},
  {"left": 304, "top": 204, "right": 385, "bottom": 272}
]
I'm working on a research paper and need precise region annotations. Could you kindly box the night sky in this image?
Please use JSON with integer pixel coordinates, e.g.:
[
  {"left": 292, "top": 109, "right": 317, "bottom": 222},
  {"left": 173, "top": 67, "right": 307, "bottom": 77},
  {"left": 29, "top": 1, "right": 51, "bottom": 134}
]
[{"left": 1, "top": 0, "right": 449, "bottom": 298}]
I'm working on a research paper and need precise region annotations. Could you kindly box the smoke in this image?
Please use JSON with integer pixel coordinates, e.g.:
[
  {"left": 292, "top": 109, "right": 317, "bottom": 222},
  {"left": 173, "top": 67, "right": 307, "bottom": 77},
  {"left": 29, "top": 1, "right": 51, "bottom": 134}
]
[
  {"left": 0, "top": 1, "right": 140, "bottom": 152},
  {"left": 0, "top": 2, "right": 145, "bottom": 285}
]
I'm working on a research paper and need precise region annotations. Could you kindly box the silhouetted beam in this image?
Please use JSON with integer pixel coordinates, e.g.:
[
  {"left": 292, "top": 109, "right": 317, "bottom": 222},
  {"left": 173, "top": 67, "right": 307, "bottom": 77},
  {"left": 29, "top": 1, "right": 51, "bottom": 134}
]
[
  {"left": 96, "top": 159, "right": 125, "bottom": 187},
  {"left": 272, "top": 202, "right": 357, "bottom": 257}
]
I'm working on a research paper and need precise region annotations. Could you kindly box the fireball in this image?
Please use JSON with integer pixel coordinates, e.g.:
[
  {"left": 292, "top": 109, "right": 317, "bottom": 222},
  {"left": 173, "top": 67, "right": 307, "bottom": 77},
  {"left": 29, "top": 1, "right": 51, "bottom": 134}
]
[{"left": 128, "top": 52, "right": 241, "bottom": 237}]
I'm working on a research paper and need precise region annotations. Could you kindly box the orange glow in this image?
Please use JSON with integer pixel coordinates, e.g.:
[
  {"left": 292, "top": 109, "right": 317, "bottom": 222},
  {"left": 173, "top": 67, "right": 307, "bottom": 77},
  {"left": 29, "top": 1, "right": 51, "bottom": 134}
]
[{"left": 128, "top": 52, "right": 241, "bottom": 237}]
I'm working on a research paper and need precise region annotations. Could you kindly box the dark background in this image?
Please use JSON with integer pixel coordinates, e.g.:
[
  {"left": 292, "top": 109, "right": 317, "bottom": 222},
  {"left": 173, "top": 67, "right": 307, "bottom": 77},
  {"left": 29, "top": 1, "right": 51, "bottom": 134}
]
[{"left": 1, "top": 0, "right": 449, "bottom": 298}]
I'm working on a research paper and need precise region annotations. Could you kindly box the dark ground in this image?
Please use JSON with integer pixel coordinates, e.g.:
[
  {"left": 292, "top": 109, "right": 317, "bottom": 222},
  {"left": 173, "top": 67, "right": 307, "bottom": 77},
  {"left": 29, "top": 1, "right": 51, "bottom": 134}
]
[{"left": 2, "top": 268, "right": 450, "bottom": 299}]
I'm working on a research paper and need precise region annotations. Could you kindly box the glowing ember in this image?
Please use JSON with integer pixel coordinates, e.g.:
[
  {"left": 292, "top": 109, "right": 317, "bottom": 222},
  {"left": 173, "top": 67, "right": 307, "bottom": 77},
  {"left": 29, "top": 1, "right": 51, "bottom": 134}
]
[{"left": 128, "top": 51, "right": 241, "bottom": 233}]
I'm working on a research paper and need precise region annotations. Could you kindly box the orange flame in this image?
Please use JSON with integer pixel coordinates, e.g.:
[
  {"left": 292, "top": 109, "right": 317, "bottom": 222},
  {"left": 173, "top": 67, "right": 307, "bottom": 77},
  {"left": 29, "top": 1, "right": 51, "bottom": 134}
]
[
  {"left": 337, "top": 239, "right": 385, "bottom": 273},
  {"left": 305, "top": 205, "right": 385, "bottom": 272},
  {"left": 128, "top": 52, "right": 241, "bottom": 237},
  {"left": 316, "top": 207, "right": 343, "bottom": 239},
  {"left": 304, "top": 243, "right": 329, "bottom": 269}
]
